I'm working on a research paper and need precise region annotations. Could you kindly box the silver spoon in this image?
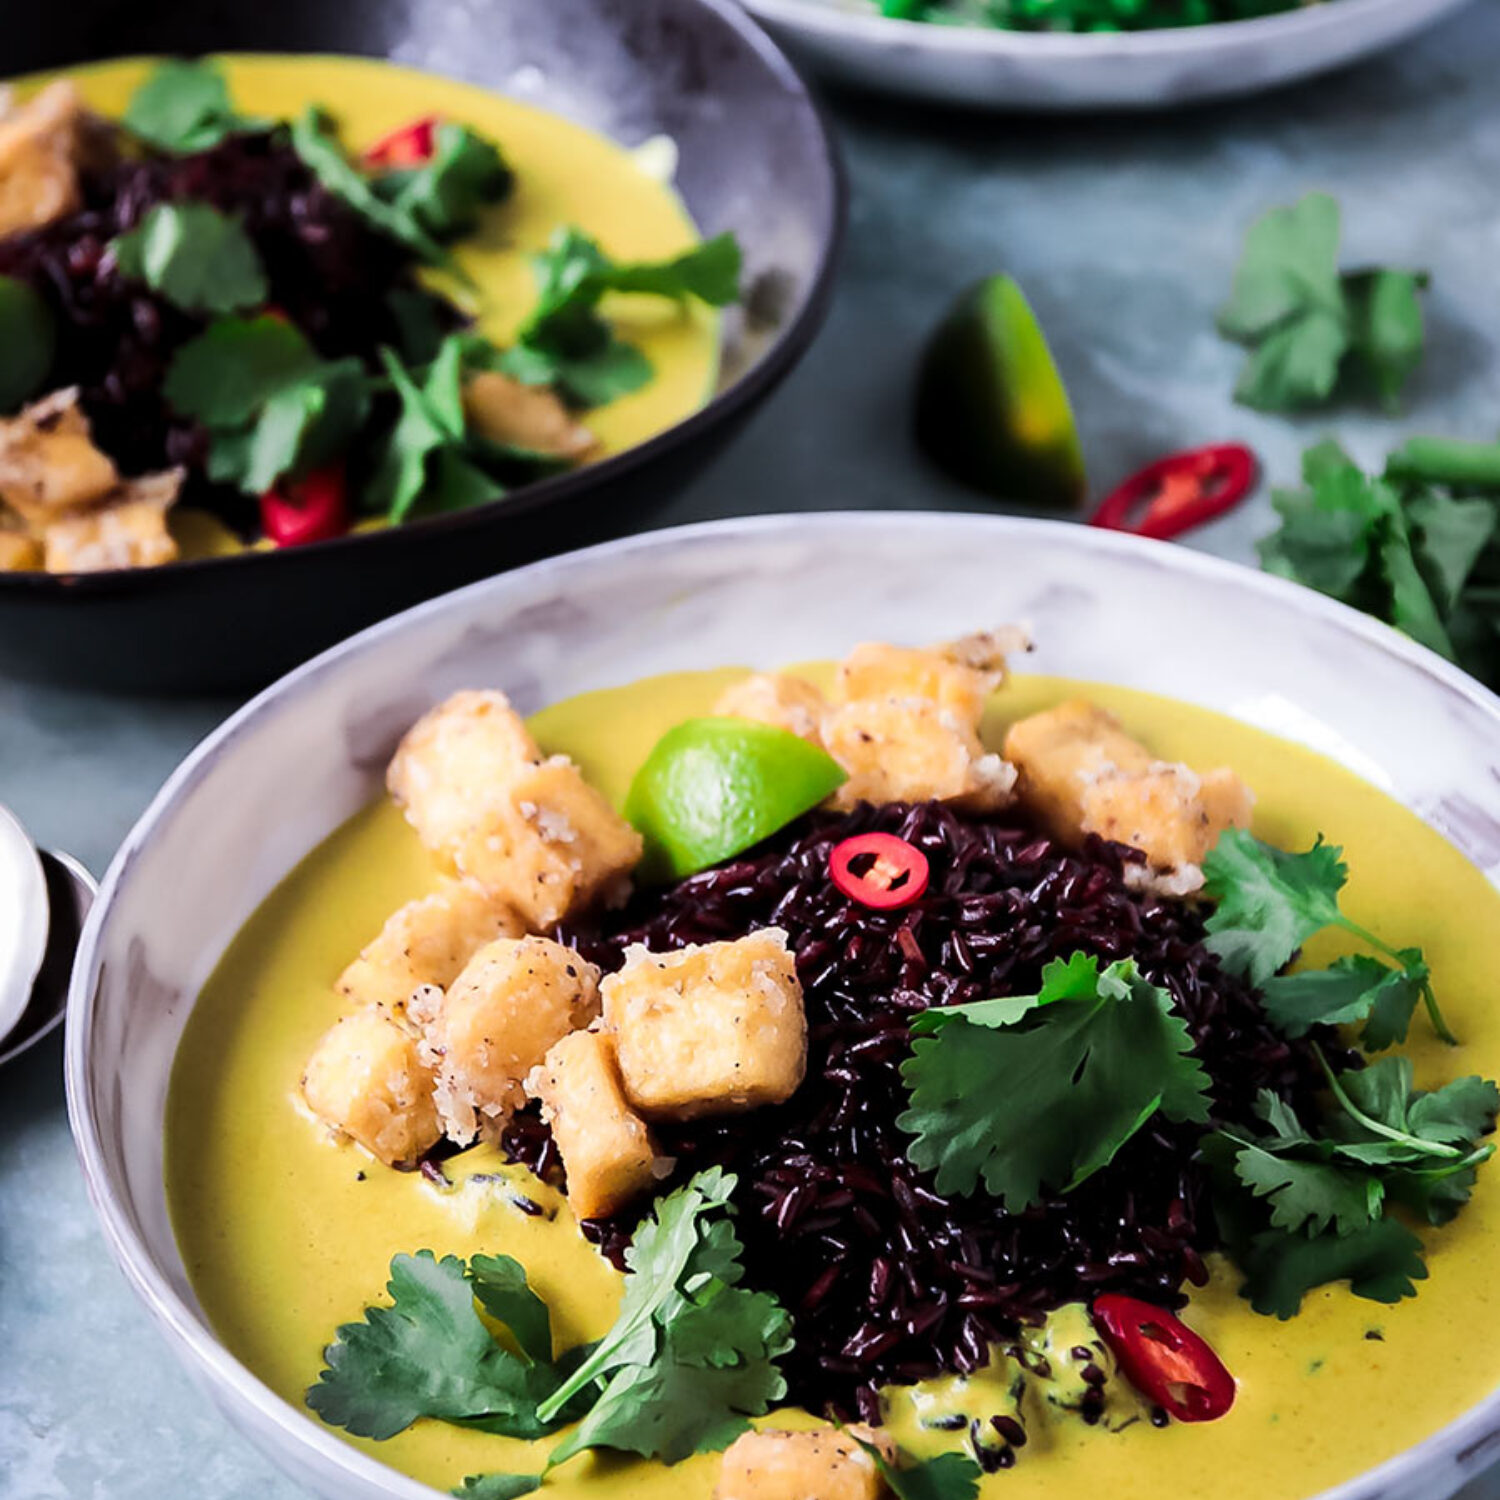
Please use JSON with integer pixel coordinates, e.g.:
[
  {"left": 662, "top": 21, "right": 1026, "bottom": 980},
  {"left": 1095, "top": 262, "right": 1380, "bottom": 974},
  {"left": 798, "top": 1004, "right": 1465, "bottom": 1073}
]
[{"left": 0, "top": 807, "right": 96, "bottom": 1068}]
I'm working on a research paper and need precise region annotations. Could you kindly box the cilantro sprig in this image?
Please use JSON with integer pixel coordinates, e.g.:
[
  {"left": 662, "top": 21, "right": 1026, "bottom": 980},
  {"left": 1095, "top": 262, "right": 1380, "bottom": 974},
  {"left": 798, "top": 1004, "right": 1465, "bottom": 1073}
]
[
  {"left": 1202, "top": 828, "right": 1456, "bottom": 1047},
  {"left": 164, "top": 315, "right": 371, "bottom": 494},
  {"left": 898, "top": 954, "right": 1212, "bottom": 1209},
  {"left": 1260, "top": 436, "right": 1500, "bottom": 689},
  {"left": 496, "top": 227, "right": 742, "bottom": 408},
  {"left": 1207, "top": 1054, "right": 1496, "bottom": 1316},
  {"left": 1219, "top": 192, "right": 1428, "bottom": 412},
  {"left": 311, "top": 1170, "right": 792, "bottom": 1482},
  {"left": 850, "top": 1435, "right": 983, "bottom": 1500}
]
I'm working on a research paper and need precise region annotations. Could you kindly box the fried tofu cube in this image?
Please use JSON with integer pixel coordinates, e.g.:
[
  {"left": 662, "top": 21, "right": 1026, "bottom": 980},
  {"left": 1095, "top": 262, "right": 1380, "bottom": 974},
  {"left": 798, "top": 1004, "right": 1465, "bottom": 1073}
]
[
  {"left": 716, "top": 1426, "right": 895, "bottom": 1500},
  {"left": 336, "top": 878, "right": 526, "bottom": 1024},
  {"left": 463, "top": 372, "right": 597, "bottom": 461},
  {"left": 526, "top": 1027, "right": 661, "bottom": 1221},
  {"left": 42, "top": 470, "right": 182, "bottom": 573},
  {"left": 1004, "top": 699, "right": 1254, "bottom": 872},
  {"left": 388, "top": 690, "right": 643, "bottom": 928},
  {"left": 412, "top": 936, "right": 601, "bottom": 1143},
  {"left": 477, "top": 755, "right": 644, "bottom": 928},
  {"left": 0, "top": 82, "right": 94, "bottom": 236},
  {"left": 0, "top": 388, "right": 120, "bottom": 525},
  {"left": 712, "top": 672, "right": 828, "bottom": 744},
  {"left": 834, "top": 629, "right": 1023, "bottom": 727},
  {"left": 823, "top": 696, "right": 1016, "bottom": 813},
  {"left": 602, "top": 929, "right": 806, "bottom": 1120},
  {"left": 301, "top": 1004, "right": 442, "bottom": 1167}
]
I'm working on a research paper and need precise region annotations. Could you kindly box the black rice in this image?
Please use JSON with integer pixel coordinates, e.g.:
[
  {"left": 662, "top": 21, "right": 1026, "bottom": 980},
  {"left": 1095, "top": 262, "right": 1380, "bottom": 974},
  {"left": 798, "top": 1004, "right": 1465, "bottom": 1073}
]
[{"left": 506, "top": 799, "right": 1338, "bottom": 1421}]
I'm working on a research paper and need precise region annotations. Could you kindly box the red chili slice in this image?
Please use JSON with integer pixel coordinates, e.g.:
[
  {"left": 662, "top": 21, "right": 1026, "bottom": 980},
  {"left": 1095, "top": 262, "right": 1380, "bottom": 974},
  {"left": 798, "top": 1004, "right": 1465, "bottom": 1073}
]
[
  {"left": 260, "top": 463, "right": 350, "bottom": 548},
  {"left": 1092, "top": 1294, "right": 1236, "bottom": 1422},
  {"left": 363, "top": 115, "right": 440, "bottom": 169},
  {"left": 1089, "top": 443, "right": 1257, "bottom": 542},
  {"left": 829, "top": 832, "right": 930, "bottom": 910}
]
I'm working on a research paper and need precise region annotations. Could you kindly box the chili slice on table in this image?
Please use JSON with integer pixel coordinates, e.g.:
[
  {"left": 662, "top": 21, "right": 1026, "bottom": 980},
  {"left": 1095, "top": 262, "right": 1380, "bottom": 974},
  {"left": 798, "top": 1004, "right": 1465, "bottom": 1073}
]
[
  {"left": 1092, "top": 1293, "right": 1236, "bottom": 1422},
  {"left": 830, "top": 832, "right": 930, "bottom": 910},
  {"left": 363, "top": 115, "right": 440, "bottom": 169},
  {"left": 1089, "top": 443, "right": 1257, "bottom": 541},
  {"left": 260, "top": 463, "right": 350, "bottom": 548}
]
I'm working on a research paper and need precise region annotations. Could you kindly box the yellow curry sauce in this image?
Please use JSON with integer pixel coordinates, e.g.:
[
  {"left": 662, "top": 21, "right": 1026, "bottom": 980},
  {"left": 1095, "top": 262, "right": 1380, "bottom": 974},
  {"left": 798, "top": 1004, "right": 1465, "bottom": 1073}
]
[
  {"left": 167, "top": 669, "right": 1500, "bottom": 1497},
  {"left": 16, "top": 55, "right": 721, "bottom": 560}
]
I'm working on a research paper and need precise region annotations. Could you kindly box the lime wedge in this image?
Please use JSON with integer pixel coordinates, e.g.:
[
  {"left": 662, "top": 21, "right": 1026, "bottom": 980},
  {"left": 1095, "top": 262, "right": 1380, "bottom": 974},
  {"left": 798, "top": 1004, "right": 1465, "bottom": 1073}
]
[
  {"left": 915, "top": 273, "right": 1086, "bottom": 510},
  {"left": 625, "top": 716, "right": 847, "bottom": 882},
  {"left": 0, "top": 276, "right": 54, "bottom": 413}
]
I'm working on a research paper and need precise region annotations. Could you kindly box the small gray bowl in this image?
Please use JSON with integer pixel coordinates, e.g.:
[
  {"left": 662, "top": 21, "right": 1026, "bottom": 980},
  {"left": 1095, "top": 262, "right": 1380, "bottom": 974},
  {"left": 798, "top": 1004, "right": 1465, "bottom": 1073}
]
[{"left": 67, "top": 513, "right": 1500, "bottom": 1499}]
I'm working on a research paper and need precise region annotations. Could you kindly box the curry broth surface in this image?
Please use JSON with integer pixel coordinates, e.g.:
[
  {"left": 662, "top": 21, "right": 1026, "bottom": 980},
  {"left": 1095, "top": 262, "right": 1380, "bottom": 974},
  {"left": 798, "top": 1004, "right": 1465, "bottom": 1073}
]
[
  {"left": 17, "top": 55, "right": 720, "bottom": 559},
  {"left": 167, "top": 669, "right": 1500, "bottom": 1497}
]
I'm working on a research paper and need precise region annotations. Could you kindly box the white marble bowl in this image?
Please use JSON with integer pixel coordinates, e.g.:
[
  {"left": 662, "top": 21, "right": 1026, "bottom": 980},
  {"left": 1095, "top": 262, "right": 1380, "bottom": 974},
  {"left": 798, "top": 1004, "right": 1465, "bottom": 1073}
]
[
  {"left": 66, "top": 513, "right": 1500, "bottom": 1500},
  {"left": 740, "top": 0, "right": 1477, "bottom": 109}
]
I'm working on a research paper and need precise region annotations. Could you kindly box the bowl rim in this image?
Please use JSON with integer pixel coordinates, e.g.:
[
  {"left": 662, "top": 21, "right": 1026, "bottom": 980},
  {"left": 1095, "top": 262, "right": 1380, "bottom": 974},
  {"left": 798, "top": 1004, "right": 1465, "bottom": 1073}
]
[
  {"left": 741, "top": 0, "right": 1467, "bottom": 57},
  {"left": 65, "top": 509, "right": 1500, "bottom": 1500},
  {"left": 1, "top": 0, "right": 846, "bottom": 599}
]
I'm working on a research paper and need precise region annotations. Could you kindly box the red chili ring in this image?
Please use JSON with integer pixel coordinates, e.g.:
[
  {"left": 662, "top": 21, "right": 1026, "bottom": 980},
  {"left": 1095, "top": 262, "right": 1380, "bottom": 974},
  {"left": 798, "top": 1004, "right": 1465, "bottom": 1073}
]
[
  {"left": 260, "top": 463, "right": 350, "bottom": 549},
  {"left": 1092, "top": 1294, "right": 1236, "bottom": 1423},
  {"left": 363, "top": 115, "right": 441, "bottom": 170},
  {"left": 829, "top": 832, "right": 930, "bottom": 910},
  {"left": 1089, "top": 443, "right": 1258, "bottom": 542}
]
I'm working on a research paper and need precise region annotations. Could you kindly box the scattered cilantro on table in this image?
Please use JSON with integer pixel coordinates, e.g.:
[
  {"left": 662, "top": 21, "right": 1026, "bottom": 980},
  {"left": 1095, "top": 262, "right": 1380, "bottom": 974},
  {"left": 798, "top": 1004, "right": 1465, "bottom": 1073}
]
[
  {"left": 1218, "top": 192, "right": 1428, "bottom": 412},
  {"left": 311, "top": 1169, "right": 792, "bottom": 1488},
  {"left": 164, "top": 314, "right": 371, "bottom": 494},
  {"left": 110, "top": 203, "right": 268, "bottom": 316},
  {"left": 122, "top": 58, "right": 263, "bottom": 153},
  {"left": 1201, "top": 828, "right": 1456, "bottom": 1046},
  {"left": 1260, "top": 435, "right": 1500, "bottom": 689},
  {"left": 495, "top": 226, "right": 741, "bottom": 408},
  {"left": 897, "top": 953, "right": 1212, "bottom": 1209}
]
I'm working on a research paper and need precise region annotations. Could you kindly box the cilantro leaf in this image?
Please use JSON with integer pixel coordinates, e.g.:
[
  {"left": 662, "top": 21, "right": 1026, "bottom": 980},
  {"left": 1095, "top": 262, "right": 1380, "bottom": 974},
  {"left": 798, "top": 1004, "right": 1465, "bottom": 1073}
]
[
  {"left": 374, "top": 122, "right": 512, "bottom": 240},
  {"left": 501, "top": 227, "right": 740, "bottom": 409},
  {"left": 1227, "top": 1138, "right": 1383, "bottom": 1236},
  {"left": 1233, "top": 1216, "right": 1428, "bottom": 1319},
  {"left": 111, "top": 203, "right": 267, "bottom": 315},
  {"left": 853, "top": 1438, "right": 983, "bottom": 1500},
  {"left": 165, "top": 316, "right": 370, "bottom": 493},
  {"left": 452, "top": 1478, "right": 539, "bottom": 1500},
  {"left": 1344, "top": 268, "right": 1427, "bottom": 411},
  {"left": 1219, "top": 193, "right": 1427, "bottom": 411},
  {"left": 1258, "top": 951, "right": 1427, "bottom": 1052},
  {"left": 1201, "top": 829, "right": 1346, "bottom": 986},
  {"left": 305, "top": 1251, "right": 561, "bottom": 1441},
  {"left": 898, "top": 956, "right": 1211, "bottom": 1209},
  {"left": 469, "top": 1253, "right": 553, "bottom": 1365},
  {"left": 122, "top": 58, "right": 259, "bottom": 153},
  {"left": 1408, "top": 490, "right": 1498, "bottom": 613},
  {"left": 0, "top": 275, "right": 55, "bottom": 413},
  {"left": 290, "top": 108, "right": 450, "bottom": 266}
]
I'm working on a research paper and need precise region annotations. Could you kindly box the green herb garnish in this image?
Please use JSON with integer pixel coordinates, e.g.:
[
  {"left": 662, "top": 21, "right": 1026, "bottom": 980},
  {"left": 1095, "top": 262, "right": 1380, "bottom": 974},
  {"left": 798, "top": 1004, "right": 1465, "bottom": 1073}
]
[
  {"left": 371, "top": 122, "right": 513, "bottom": 241},
  {"left": 1260, "top": 436, "right": 1500, "bottom": 689},
  {"left": 164, "top": 315, "right": 370, "bottom": 494},
  {"left": 1202, "top": 828, "right": 1456, "bottom": 1045},
  {"left": 0, "top": 276, "right": 55, "bottom": 412},
  {"left": 313, "top": 1171, "right": 791, "bottom": 1476},
  {"left": 111, "top": 203, "right": 268, "bottom": 316},
  {"left": 850, "top": 1436, "right": 983, "bottom": 1500},
  {"left": 1218, "top": 192, "right": 1427, "bottom": 412},
  {"left": 897, "top": 953, "right": 1212, "bottom": 1209},
  {"left": 452, "top": 1479, "right": 540, "bottom": 1500},
  {"left": 496, "top": 227, "right": 741, "bottom": 408},
  {"left": 122, "top": 58, "right": 261, "bottom": 153}
]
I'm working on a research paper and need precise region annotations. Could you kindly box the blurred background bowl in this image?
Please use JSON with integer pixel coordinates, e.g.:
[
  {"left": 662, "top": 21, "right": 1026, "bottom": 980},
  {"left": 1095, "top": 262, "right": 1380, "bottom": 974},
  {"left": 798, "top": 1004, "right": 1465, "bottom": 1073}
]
[
  {"left": 2, "top": 0, "right": 843, "bottom": 692},
  {"left": 740, "top": 0, "right": 1476, "bottom": 109}
]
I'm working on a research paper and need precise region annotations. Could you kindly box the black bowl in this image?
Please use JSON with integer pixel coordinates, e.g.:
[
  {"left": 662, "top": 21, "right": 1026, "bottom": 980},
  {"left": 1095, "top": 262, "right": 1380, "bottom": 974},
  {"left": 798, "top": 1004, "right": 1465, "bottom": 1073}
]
[{"left": 3, "top": 0, "right": 843, "bottom": 692}]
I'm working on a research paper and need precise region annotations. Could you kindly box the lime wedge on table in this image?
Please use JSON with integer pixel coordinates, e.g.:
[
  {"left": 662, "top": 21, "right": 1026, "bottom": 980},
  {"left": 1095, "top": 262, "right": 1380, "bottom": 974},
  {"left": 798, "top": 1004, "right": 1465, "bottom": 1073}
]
[
  {"left": 625, "top": 717, "right": 847, "bottom": 882},
  {"left": 915, "top": 273, "right": 1087, "bottom": 510}
]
